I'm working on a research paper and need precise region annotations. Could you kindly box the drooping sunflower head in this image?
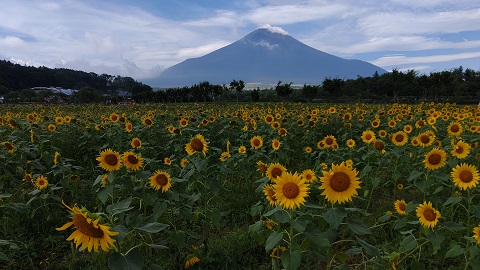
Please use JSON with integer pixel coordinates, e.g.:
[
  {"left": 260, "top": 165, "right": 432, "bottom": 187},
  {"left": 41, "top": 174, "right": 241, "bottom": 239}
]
[
  {"left": 56, "top": 201, "right": 119, "bottom": 252},
  {"left": 257, "top": 160, "right": 268, "bottom": 176},
  {"left": 301, "top": 169, "right": 317, "bottom": 183},
  {"left": 266, "top": 163, "right": 287, "bottom": 182},
  {"left": 319, "top": 162, "right": 361, "bottom": 204},
  {"left": 96, "top": 149, "right": 122, "bottom": 171},
  {"left": 394, "top": 199, "right": 407, "bottom": 215},
  {"left": 451, "top": 140, "right": 471, "bottom": 159},
  {"left": 473, "top": 225, "right": 480, "bottom": 245},
  {"left": 149, "top": 170, "right": 172, "bottom": 192},
  {"left": 273, "top": 172, "right": 310, "bottom": 210},
  {"left": 180, "top": 158, "right": 189, "bottom": 168},
  {"left": 263, "top": 184, "right": 278, "bottom": 206},
  {"left": 423, "top": 148, "right": 447, "bottom": 170},
  {"left": 185, "top": 134, "right": 208, "bottom": 156},
  {"left": 184, "top": 256, "right": 200, "bottom": 269},
  {"left": 122, "top": 151, "right": 143, "bottom": 171},
  {"left": 416, "top": 201, "right": 441, "bottom": 229},
  {"left": 250, "top": 135, "right": 264, "bottom": 150},
  {"left": 1, "top": 141, "right": 15, "bottom": 154},
  {"left": 451, "top": 163, "right": 480, "bottom": 190}
]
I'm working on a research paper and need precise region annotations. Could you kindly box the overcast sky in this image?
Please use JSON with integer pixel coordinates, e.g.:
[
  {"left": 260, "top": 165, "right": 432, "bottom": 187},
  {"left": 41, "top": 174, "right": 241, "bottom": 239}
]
[{"left": 1, "top": 0, "right": 479, "bottom": 81}]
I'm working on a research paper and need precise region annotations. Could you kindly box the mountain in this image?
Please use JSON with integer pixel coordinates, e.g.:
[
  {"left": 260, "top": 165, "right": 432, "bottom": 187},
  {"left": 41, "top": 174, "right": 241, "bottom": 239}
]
[{"left": 144, "top": 27, "right": 387, "bottom": 87}]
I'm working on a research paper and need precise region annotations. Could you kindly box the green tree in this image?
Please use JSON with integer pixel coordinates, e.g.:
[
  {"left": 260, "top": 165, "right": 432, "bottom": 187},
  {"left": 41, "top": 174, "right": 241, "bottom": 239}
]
[
  {"left": 275, "top": 81, "right": 293, "bottom": 100},
  {"left": 230, "top": 79, "right": 245, "bottom": 102},
  {"left": 73, "top": 87, "right": 101, "bottom": 103}
]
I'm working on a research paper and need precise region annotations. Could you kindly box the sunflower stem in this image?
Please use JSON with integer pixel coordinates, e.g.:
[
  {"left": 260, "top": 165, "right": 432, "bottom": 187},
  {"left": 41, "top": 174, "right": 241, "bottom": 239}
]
[{"left": 464, "top": 189, "right": 471, "bottom": 270}]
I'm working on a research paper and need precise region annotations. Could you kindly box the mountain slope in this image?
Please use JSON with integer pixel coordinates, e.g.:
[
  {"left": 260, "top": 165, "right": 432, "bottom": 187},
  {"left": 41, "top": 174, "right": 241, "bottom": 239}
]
[{"left": 145, "top": 27, "right": 387, "bottom": 87}]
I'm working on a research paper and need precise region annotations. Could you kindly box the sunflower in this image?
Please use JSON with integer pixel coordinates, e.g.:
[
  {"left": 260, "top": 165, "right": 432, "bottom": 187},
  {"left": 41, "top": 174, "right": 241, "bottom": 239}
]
[
  {"left": 266, "top": 163, "right": 287, "bottom": 182},
  {"left": 184, "top": 256, "right": 200, "bottom": 269},
  {"left": 473, "top": 225, "right": 480, "bottom": 245},
  {"left": 423, "top": 148, "right": 447, "bottom": 170},
  {"left": 48, "top": 124, "right": 56, "bottom": 132},
  {"left": 149, "top": 170, "right": 172, "bottom": 192},
  {"left": 391, "top": 131, "right": 408, "bottom": 146},
  {"left": 319, "top": 162, "right": 361, "bottom": 204},
  {"left": 250, "top": 135, "right": 264, "bottom": 150},
  {"left": 378, "top": 129, "right": 388, "bottom": 138},
  {"left": 122, "top": 151, "right": 143, "bottom": 171},
  {"left": 451, "top": 140, "right": 470, "bottom": 159},
  {"left": 142, "top": 117, "right": 154, "bottom": 127},
  {"left": 220, "top": 151, "right": 231, "bottom": 162},
  {"left": 416, "top": 201, "right": 441, "bottom": 229},
  {"left": 397, "top": 183, "right": 404, "bottom": 190},
  {"left": 130, "top": 137, "right": 142, "bottom": 149},
  {"left": 257, "top": 160, "right": 268, "bottom": 176},
  {"left": 263, "top": 184, "right": 278, "bottom": 206},
  {"left": 23, "top": 173, "right": 33, "bottom": 182},
  {"left": 1, "top": 141, "right": 15, "bottom": 153},
  {"left": 417, "top": 131, "right": 435, "bottom": 147},
  {"left": 264, "top": 114, "right": 274, "bottom": 124},
  {"left": 346, "top": 139, "right": 355, "bottom": 148},
  {"left": 394, "top": 199, "right": 407, "bottom": 215},
  {"left": 164, "top": 157, "right": 172, "bottom": 165},
  {"left": 180, "top": 158, "right": 189, "bottom": 168},
  {"left": 125, "top": 122, "right": 133, "bottom": 133},
  {"left": 185, "top": 134, "right": 208, "bottom": 156},
  {"left": 101, "top": 174, "right": 109, "bottom": 185},
  {"left": 301, "top": 169, "right": 316, "bottom": 183},
  {"left": 273, "top": 172, "right": 309, "bottom": 210},
  {"left": 238, "top": 145, "right": 247, "bottom": 154},
  {"left": 54, "top": 151, "right": 60, "bottom": 165},
  {"left": 361, "top": 130, "right": 376, "bottom": 144},
  {"left": 373, "top": 140, "right": 385, "bottom": 151},
  {"left": 55, "top": 116, "right": 64, "bottom": 124},
  {"left": 403, "top": 124, "right": 413, "bottom": 133},
  {"left": 56, "top": 201, "right": 118, "bottom": 252},
  {"left": 109, "top": 113, "right": 119, "bottom": 123},
  {"left": 96, "top": 149, "right": 122, "bottom": 171},
  {"left": 447, "top": 121, "right": 463, "bottom": 137},
  {"left": 451, "top": 163, "right": 480, "bottom": 190},
  {"left": 35, "top": 175, "right": 48, "bottom": 189},
  {"left": 271, "top": 139, "right": 281, "bottom": 151},
  {"left": 179, "top": 118, "right": 189, "bottom": 128},
  {"left": 305, "top": 146, "right": 313, "bottom": 153}
]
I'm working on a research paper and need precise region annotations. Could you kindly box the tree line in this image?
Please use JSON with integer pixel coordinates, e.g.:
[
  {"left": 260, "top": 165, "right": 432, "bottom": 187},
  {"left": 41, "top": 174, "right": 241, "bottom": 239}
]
[{"left": 1, "top": 59, "right": 479, "bottom": 104}]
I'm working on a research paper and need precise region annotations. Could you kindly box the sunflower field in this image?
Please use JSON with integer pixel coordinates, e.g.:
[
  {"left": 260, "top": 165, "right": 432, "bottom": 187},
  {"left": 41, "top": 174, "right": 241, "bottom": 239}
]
[{"left": 1, "top": 102, "right": 480, "bottom": 270}]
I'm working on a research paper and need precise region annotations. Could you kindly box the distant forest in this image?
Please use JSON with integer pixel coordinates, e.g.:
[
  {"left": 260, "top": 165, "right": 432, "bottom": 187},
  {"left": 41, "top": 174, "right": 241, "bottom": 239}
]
[{"left": 1, "top": 60, "right": 479, "bottom": 104}]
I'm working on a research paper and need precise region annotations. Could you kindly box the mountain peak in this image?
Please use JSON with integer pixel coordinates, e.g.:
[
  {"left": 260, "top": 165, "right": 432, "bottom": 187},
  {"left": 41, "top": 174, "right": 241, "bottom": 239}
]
[
  {"left": 257, "top": 24, "right": 289, "bottom": 35},
  {"left": 144, "top": 28, "right": 387, "bottom": 87}
]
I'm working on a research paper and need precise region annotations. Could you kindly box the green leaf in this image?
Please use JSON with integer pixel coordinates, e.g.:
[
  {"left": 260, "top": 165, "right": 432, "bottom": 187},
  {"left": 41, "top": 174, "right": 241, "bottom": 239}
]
[
  {"left": 265, "top": 231, "right": 284, "bottom": 252},
  {"left": 106, "top": 197, "right": 133, "bottom": 215},
  {"left": 290, "top": 218, "right": 307, "bottom": 232},
  {"left": 356, "top": 237, "right": 381, "bottom": 257},
  {"left": 303, "top": 228, "right": 331, "bottom": 250},
  {"left": 280, "top": 248, "right": 301, "bottom": 270},
  {"left": 271, "top": 209, "right": 291, "bottom": 223},
  {"left": 410, "top": 261, "right": 426, "bottom": 270},
  {"left": 108, "top": 249, "right": 144, "bottom": 270},
  {"left": 135, "top": 222, "right": 169, "bottom": 233},
  {"left": 378, "top": 214, "right": 391, "bottom": 222},
  {"left": 427, "top": 232, "right": 445, "bottom": 255},
  {"left": 323, "top": 207, "right": 347, "bottom": 230},
  {"left": 145, "top": 244, "right": 168, "bottom": 250},
  {"left": 97, "top": 185, "right": 114, "bottom": 204},
  {"left": 249, "top": 220, "right": 263, "bottom": 232},
  {"left": 399, "top": 235, "right": 417, "bottom": 253},
  {"left": 347, "top": 219, "right": 371, "bottom": 235},
  {"left": 445, "top": 244, "right": 464, "bottom": 259},
  {"left": 442, "top": 196, "right": 463, "bottom": 207},
  {"left": 408, "top": 170, "right": 423, "bottom": 182}
]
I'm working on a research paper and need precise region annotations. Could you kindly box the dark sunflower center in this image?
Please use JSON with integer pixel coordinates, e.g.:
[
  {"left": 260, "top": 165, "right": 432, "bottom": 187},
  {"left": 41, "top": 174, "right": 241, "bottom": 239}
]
[
  {"left": 259, "top": 164, "right": 267, "bottom": 173},
  {"left": 37, "top": 179, "right": 45, "bottom": 186},
  {"left": 155, "top": 174, "right": 168, "bottom": 186},
  {"left": 459, "top": 170, "right": 473, "bottom": 183},
  {"left": 72, "top": 214, "right": 104, "bottom": 238},
  {"left": 133, "top": 140, "right": 140, "bottom": 147},
  {"left": 365, "top": 134, "right": 372, "bottom": 140},
  {"left": 428, "top": 153, "right": 441, "bottom": 165},
  {"left": 282, "top": 182, "right": 300, "bottom": 199},
  {"left": 450, "top": 125, "right": 459, "bottom": 132},
  {"left": 325, "top": 138, "right": 334, "bottom": 145},
  {"left": 420, "top": 135, "right": 430, "bottom": 144},
  {"left": 279, "top": 129, "right": 286, "bottom": 135},
  {"left": 127, "top": 155, "right": 139, "bottom": 165},
  {"left": 423, "top": 209, "right": 436, "bottom": 222},
  {"left": 399, "top": 203, "right": 406, "bottom": 211},
  {"left": 266, "top": 116, "right": 273, "bottom": 122},
  {"left": 267, "top": 189, "right": 276, "bottom": 201},
  {"left": 253, "top": 139, "right": 261, "bottom": 146},
  {"left": 455, "top": 146, "right": 464, "bottom": 154},
  {"left": 271, "top": 168, "right": 283, "bottom": 179},
  {"left": 191, "top": 138, "right": 204, "bottom": 151},
  {"left": 144, "top": 119, "right": 152, "bottom": 125},
  {"left": 418, "top": 120, "right": 425, "bottom": 126},
  {"left": 330, "top": 172, "right": 351, "bottom": 192},
  {"left": 395, "top": 134, "right": 404, "bottom": 142},
  {"left": 305, "top": 174, "right": 312, "bottom": 180},
  {"left": 104, "top": 154, "right": 119, "bottom": 166},
  {"left": 374, "top": 141, "right": 384, "bottom": 150},
  {"left": 4, "top": 143, "right": 13, "bottom": 151}
]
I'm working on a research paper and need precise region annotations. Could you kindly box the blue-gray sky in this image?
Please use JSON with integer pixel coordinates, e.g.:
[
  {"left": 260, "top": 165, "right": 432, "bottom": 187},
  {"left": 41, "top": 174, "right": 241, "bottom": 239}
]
[{"left": 1, "top": 0, "right": 479, "bottom": 80}]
